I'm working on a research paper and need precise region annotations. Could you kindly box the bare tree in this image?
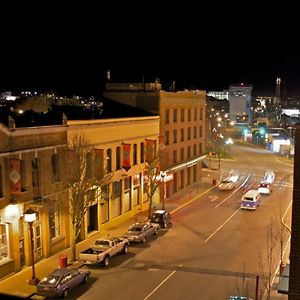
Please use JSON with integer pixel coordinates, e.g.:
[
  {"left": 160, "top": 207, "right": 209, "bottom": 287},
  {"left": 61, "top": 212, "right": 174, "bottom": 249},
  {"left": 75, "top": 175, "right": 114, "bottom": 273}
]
[
  {"left": 63, "top": 134, "right": 111, "bottom": 262},
  {"left": 258, "top": 220, "right": 280, "bottom": 300},
  {"left": 231, "top": 263, "right": 252, "bottom": 298},
  {"left": 144, "top": 157, "right": 161, "bottom": 219}
]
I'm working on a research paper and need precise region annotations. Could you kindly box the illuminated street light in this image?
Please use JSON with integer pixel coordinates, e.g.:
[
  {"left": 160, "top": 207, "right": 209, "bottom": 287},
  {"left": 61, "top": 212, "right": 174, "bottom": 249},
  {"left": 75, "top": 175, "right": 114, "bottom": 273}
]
[{"left": 24, "top": 208, "right": 39, "bottom": 285}]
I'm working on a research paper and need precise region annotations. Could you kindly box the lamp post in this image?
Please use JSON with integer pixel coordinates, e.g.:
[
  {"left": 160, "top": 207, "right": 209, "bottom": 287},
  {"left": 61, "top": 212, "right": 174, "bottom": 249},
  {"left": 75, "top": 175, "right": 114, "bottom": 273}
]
[
  {"left": 24, "top": 208, "right": 39, "bottom": 285},
  {"left": 161, "top": 172, "right": 166, "bottom": 209}
]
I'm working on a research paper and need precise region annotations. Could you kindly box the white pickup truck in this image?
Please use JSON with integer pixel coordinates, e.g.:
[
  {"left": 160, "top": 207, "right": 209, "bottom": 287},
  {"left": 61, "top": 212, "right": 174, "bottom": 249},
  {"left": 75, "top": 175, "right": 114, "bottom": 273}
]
[{"left": 79, "top": 237, "right": 129, "bottom": 267}]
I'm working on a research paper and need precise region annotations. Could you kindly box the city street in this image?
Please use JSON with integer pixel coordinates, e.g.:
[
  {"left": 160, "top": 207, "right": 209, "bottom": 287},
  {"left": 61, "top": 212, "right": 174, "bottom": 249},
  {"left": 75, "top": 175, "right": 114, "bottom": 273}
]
[{"left": 66, "top": 141, "right": 293, "bottom": 300}]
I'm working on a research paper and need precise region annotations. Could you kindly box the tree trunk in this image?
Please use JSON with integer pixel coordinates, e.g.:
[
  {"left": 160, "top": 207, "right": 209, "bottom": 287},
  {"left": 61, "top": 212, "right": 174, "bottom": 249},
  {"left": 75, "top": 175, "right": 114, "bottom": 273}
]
[
  {"left": 70, "top": 234, "right": 76, "bottom": 263},
  {"left": 148, "top": 195, "right": 153, "bottom": 219}
]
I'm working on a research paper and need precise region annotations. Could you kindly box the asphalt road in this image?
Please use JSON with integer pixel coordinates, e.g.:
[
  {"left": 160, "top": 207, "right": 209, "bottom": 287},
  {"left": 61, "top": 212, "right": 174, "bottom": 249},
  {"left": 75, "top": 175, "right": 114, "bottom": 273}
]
[{"left": 67, "top": 141, "right": 293, "bottom": 300}]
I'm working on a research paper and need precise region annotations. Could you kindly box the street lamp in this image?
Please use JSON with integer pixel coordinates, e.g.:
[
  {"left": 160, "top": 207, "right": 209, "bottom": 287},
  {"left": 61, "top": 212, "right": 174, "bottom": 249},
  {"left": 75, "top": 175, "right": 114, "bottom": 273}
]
[
  {"left": 160, "top": 172, "right": 166, "bottom": 209},
  {"left": 24, "top": 208, "right": 39, "bottom": 285}
]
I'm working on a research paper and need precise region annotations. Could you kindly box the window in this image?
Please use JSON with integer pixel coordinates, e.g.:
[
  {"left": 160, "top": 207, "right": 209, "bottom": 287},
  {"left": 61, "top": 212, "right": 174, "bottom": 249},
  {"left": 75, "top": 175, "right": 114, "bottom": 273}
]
[
  {"left": 173, "top": 109, "right": 177, "bottom": 123},
  {"left": 181, "top": 109, "right": 185, "bottom": 122},
  {"left": 188, "top": 109, "right": 191, "bottom": 121},
  {"left": 165, "top": 131, "right": 169, "bottom": 145},
  {"left": 133, "top": 144, "right": 137, "bottom": 165},
  {"left": 180, "top": 148, "right": 184, "bottom": 161},
  {"left": 0, "top": 165, "right": 3, "bottom": 198},
  {"left": 116, "top": 147, "right": 121, "bottom": 170},
  {"left": 124, "top": 177, "right": 132, "bottom": 212},
  {"left": 188, "top": 127, "right": 191, "bottom": 140},
  {"left": 194, "top": 108, "right": 197, "bottom": 121},
  {"left": 0, "top": 223, "right": 9, "bottom": 261},
  {"left": 51, "top": 154, "right": 59, "bottom": 183},
  {"left": 199, "top": 125, "right": 203, "bottom": 138},
  {"left": 199, "top": 143, "right": 203, "bottom": 155},
  {"left": 180, "top": 128, "right": 184, "bottom": 142},
  {"left": 165, "top": 109, "right": 169, "bottom": 124},
  {"left": 173, "top": 130, "right": 177, "bottom": 144},
  {"left": 187, "top": 146, "right": 191, "bottom": 159},
  {"left": 32, "top": 158, "right": 39, "bottom": 197},
  {"left": 49, "top": 201, "right": 61, "bottom": 240},
  {"left": 107, "top": 149, "right": 112, "bottom": 172},
  {"left": 194, "top": 126, "right": 197, "bottom": 138},
  {"left": 200, "top": 108, "right": 203, "bottom": 120},
  {"left": 86, "top": 152, "right": 93, "bottom": 178},
  {"left": 140, "top": 142, "right": 144, "bottom": 163},
  {"left": 193, "top": 144, "right": 197, "bottom": 156},
  {"left": 180, "top": 170, "right": 184, "bottom": 189},
  {"left": 173, "top": 150, "right": 177, "bottom": 164}
]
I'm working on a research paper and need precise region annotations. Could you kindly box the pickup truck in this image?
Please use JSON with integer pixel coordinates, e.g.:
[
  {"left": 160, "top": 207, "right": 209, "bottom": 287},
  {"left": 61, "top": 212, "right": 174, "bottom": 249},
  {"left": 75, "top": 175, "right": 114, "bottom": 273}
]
[{"left": 79, "top": 237, "right": 129, "bottom": 267}]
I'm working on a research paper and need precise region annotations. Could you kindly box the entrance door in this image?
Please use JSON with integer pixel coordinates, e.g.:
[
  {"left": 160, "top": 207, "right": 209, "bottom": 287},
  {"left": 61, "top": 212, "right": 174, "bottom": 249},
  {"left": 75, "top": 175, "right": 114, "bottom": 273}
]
[
  {"left": 87, "top": 204, "right": 98, "bottom": 233},
  {"left": 33, "top": 223, "right": 43, "bottom": 262}
]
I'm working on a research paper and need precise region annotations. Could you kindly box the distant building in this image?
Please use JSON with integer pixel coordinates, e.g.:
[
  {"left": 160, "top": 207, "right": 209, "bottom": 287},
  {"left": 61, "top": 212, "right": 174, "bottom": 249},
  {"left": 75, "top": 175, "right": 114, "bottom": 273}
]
[
  {"left": 207, "top": 90, "right": 229, "bottom": 100},
  {"left": 104, "top": 83, "right": 207, "bottom": 200},
  {"left": 229, "top": 83, "right": 252, "bottom": 125}
]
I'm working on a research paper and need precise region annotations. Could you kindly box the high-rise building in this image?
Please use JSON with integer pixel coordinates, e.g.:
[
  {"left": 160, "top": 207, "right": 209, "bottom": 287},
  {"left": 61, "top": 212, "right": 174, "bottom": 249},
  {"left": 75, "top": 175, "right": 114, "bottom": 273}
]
[{"left": 228, "top": 83, "right": 253, "bottom": 125}]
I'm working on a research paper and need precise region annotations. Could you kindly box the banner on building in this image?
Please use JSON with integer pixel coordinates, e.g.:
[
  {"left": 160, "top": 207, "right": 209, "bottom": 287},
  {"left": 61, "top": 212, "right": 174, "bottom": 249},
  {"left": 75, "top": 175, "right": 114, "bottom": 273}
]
[
  {"left": 145, "top": 139, "right": 155, "bottom": 162},
  {"left": 122, "top": 143, "right": 131, "bottom": 171},
  {"left": 94, "top": 149, "right": 105, "bottom": 177},
  {"left": 9, "top": 159, "right": 21, "bottom": 195}
]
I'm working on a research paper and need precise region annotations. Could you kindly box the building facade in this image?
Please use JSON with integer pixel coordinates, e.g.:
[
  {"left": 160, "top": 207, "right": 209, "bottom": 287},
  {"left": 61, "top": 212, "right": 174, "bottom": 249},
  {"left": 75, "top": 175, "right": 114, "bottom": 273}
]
[
  {"left": 104, "top": 83, "right": 207, "bottom": 200},
  {"left": 0, "top": 115, "right": 160, "bottom": 279}
]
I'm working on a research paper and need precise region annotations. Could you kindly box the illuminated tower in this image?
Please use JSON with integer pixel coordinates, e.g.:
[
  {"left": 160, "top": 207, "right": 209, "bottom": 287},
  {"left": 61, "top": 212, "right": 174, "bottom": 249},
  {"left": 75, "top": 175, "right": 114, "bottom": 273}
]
[{"left": 274, "top": 77, "right": 281, "bottom": 106}]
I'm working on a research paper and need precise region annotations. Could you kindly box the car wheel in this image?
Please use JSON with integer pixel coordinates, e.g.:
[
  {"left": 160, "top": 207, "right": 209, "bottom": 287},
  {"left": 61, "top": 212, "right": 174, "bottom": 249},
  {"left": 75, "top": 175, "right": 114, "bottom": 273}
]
[
  {"left": 142, "top": 237, "right": 146, "bottom": 243},
  {"left": 123, "top": 244, "right": 128, "bottom": 254},
  {"left": 62, "top": 289, "right": 69, "bottom": 298},
  {"left": 82, "top": 275, "right": 88, "bottom": 284},
  {"left": 154, "top": 229, "right": 158, "bottom": 235},
  {"left": 103, "top": 256, "right": 110, "bottom": 267},
  {"left": 163, "top": 222, "right": 167, "bottom": 228}
]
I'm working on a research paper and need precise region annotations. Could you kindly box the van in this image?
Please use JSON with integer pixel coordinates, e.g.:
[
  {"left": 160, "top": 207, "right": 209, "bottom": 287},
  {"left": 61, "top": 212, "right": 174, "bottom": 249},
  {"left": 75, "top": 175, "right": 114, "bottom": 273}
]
[{"left": 241, "top": 189, "right": 260, "bottom": 210}]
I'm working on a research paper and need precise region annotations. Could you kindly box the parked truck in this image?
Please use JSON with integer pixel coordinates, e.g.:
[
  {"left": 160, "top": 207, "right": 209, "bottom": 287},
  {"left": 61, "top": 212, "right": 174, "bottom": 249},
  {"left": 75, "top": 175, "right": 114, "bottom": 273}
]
[{"left": 79, "top": 237, "right": 129, "bottom": 267}]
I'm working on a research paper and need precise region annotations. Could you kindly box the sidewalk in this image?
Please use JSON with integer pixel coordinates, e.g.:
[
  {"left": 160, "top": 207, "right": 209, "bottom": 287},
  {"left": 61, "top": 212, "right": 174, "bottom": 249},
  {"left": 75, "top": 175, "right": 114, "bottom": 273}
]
[{"left": 0, "top": 171, "right": 219, "bottom": 299}]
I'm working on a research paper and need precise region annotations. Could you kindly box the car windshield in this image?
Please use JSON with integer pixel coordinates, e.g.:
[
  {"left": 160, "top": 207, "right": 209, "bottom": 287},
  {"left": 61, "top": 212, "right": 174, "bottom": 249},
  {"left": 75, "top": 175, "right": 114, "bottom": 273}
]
[
  {"left": 40, "top": 274, "right": 61, "bottom": 286},
  {"left": 151, "top": 213, "right": 162, "bottom": 219},
  {"left": 244, "top": 197, "right": 254, "bottom": 201},
  {"left": 129, "top": 226, "right": 142, "bottom": 232},
  {"left": 221, "top": 180, "right": 231, "bottom": 184}
]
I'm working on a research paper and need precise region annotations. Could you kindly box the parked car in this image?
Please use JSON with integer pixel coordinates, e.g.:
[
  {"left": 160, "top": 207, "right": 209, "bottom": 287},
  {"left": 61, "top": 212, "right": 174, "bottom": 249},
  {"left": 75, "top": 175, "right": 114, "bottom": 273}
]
[
  {"left": 36, "top": 267, "right": 91, "bottom": 298},
  {"left": 79, "top": 237, "right": 129, "bottom": 266},
  {"left": 150, "top": 209, "right": 171, "bottom": 228},
  {"left": 124, "top": 222, "right": 159, "bottom": 243},
  {"left": 229, "top": 297, "right": 253, "bottom": 300}
]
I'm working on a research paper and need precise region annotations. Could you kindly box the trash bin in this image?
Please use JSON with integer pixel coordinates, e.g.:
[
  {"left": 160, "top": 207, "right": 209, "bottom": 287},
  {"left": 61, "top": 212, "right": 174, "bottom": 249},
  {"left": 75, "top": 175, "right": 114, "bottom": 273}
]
[{"left": 59, "top": 255, "right": 68, "bottom": 268}]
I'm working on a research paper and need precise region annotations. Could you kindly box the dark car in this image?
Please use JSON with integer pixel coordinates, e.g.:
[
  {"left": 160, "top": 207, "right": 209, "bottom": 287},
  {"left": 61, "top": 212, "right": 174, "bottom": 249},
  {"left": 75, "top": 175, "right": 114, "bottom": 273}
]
[
  {"left": 36, "top": 267, "right": 91, "bottom": 298},
  {"left": 150, "top": 209, "right": 171, "bottom": 228}
]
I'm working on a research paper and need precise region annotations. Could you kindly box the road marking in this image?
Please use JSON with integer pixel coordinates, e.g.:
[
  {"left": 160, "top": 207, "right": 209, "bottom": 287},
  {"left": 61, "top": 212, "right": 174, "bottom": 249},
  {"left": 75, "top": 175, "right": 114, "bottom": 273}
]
[
  {"left": 215, "top": 185, "right": 243, "bottom": 208},
  {"left": 143, "top": 270, "right": 176, "bottom": 300},
  {"left": 170, "top": 186, "right": 216, "bottom": 215},
  {"left": 209, "top": 196, "right": 218, "bottom": 202},
  {"left": 204, "top": 209, "right": 240, "bottom": 243}
]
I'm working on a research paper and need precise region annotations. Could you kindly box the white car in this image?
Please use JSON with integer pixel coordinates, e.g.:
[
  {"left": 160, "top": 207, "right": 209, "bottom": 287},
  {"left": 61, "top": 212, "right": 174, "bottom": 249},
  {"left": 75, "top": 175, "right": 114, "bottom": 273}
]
[
  {"left": 218, "top": 179, "right": 236, "bottom": 190},
  {"left": 258, "top": 182, "right": 272, "bottom": 194}
]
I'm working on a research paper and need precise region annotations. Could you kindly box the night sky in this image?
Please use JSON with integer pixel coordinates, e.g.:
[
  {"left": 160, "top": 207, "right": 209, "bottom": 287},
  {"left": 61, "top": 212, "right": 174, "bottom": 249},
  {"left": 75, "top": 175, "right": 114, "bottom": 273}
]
[{"left": 1, "top": 5, "right": 299, "bottom": 98}]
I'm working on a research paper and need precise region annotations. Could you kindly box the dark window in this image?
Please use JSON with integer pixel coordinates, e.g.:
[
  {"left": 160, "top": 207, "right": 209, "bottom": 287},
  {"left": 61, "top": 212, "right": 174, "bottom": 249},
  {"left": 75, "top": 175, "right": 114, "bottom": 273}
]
[
  {"left": 140, "top": 142, "right": 144, "bottom": 163},
  {"left": 173, "top": 150, "right": 177, "bottom": 164},
  {"left": 199, "top": 143, "right": 202, "bottom": 155},
  {"left": 124, "top": 176, "right": 131, "bottom": 191},
  {"left": 173, "top": 130, "right": 177, "bottom": 144},
  {"left": 165, "top": 131, "right": 169, "bottom": 145},
  {"left": 188, "top": 109, "right": 191, "bottom": 121},
  {"left": 86, "top": 152, "right": 93, "bottom": 178},
  {"left": 165, "top": 109, "right": 169, "bottom": 124},
  {"left": 180, "top": 148, "right": 184, "bottom": 161},
  {"left": 181, "top": 109, "right": 185, "bottom": 122},
  {"left": 180, "top": 170, "right": 184, "bottom": 189},
  {"left": 194, "top": 108, "right": 197, "bottom": 120},
  {"left": 199, "top": 125, "right": 203, "bottom": 138},
  {"left": 200, "top": 108, "right": 203, "bottom": 120},
  {"left": 194, "top": 126, "right": 197, "bottom": 138},
  {"left": 51, "top": 154, "right": 59, "bottom": 183},
  {"left": 107, "top": 149, "right": 112, "bottom": 172},
  {"left": 193, "top": 144, "right": 197, "bottom": 156},
  {"left": 188, "top": 127, "right": 191, "bottom": 140},
  {"left": 133, "top": 144, "right": 137, "bottom": 165},
  {"left": 187, "top": 146, "right": 191, "bottom": 159},
  {"left": 116, "top": 147, "right": 121, "bottom": 170},
  {"left": 180, "top": 128, "right": 184, "bottom": 142},
  {"left": 173, "top": 109, "right": 177, "bottom": 123}
]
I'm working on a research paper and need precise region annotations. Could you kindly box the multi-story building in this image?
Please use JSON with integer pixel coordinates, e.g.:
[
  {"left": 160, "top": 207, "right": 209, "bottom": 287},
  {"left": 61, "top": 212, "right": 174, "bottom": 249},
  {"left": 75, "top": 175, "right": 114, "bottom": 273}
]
[
  {"left": 228, "top": 83, "right": 253, "bottom": 125},
  {"left": 0, "top": 103, "right": 159, "bottom": 279},
  {"left": 103, "top": 83, "right": 207, "bottom": 200}
]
